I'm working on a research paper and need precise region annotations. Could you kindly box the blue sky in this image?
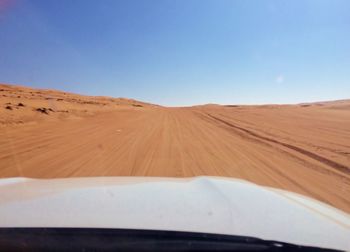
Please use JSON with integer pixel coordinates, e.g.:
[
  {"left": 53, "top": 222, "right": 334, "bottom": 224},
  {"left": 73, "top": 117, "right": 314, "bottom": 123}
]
[{"left": 0, "top": 0, "right": 349, "bottom": 106}]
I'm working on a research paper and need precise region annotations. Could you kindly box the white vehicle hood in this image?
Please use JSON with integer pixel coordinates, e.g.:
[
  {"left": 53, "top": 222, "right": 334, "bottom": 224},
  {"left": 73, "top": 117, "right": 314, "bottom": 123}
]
[{"left": 0, "top": 176, "right": 349, "bottom": 251}]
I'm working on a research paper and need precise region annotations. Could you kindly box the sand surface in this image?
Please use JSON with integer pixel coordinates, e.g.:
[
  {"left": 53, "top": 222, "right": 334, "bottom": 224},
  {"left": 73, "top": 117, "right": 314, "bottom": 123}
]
[{"left": 1, "top": 83, "right": 350, "bottom": 212}]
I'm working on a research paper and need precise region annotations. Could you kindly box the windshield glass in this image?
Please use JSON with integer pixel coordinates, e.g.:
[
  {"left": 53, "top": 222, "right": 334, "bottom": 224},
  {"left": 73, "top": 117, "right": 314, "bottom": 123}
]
[{"left": 0, "top": 0, "right": 349, "bottom": 251}]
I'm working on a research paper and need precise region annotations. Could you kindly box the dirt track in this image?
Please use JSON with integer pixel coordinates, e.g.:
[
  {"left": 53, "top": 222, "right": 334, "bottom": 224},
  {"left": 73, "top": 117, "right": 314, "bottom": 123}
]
[
  {"left": 1, "top": 84, "right": 350, "bottom": 212},
  {"left": 0, "top": 85, "right": 350, "bottom": 212}
]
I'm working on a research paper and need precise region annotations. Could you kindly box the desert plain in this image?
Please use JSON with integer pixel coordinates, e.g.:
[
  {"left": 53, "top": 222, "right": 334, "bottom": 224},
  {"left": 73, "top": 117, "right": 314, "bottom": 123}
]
[{"left": 1, "top": 83, "right": 349, "bottom": 212}]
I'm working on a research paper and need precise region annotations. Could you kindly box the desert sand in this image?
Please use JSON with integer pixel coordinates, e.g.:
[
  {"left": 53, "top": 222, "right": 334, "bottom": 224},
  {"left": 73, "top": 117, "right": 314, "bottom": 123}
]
[{"left": 1, "top": 83, "right": 349, "bottom": 212}]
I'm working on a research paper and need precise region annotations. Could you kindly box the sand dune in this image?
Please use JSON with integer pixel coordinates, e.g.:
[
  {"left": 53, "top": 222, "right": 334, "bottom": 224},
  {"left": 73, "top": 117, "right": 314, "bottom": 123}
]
[
  {"left": 0, "top": 83, "right": 156, "bottom": 126},
  {"left": 1, "top": 83, "right": 350, "bottom": 212}
]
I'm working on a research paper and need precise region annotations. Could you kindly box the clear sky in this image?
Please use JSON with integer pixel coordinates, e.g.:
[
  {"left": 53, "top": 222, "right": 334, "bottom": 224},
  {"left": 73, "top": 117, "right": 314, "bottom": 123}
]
[{"left": 0, "top": 0, "right": 349, "bottom": 106}]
